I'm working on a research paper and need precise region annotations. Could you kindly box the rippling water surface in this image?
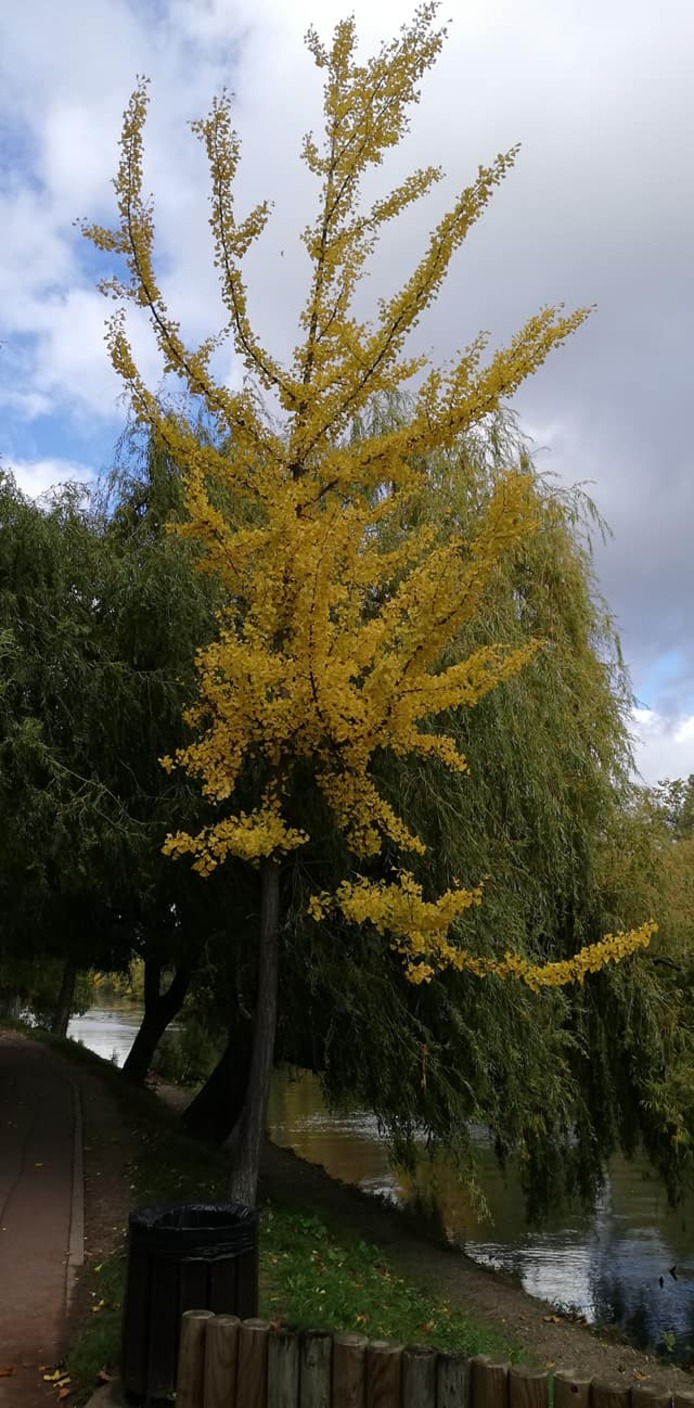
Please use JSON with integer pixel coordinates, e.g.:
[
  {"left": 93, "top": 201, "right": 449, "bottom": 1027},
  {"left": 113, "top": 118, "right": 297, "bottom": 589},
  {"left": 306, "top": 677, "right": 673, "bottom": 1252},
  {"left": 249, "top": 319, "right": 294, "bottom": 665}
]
[{"left": 68, "top": 1006, "right": 694, "bottom": 1359}]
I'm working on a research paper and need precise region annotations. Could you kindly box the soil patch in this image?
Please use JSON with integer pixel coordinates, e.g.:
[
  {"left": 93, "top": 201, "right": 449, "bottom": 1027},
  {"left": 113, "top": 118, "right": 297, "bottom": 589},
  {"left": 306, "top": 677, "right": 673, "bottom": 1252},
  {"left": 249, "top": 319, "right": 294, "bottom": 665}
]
[{"left": 64, "top": 1059, "right": 140, "bottom": 1362}]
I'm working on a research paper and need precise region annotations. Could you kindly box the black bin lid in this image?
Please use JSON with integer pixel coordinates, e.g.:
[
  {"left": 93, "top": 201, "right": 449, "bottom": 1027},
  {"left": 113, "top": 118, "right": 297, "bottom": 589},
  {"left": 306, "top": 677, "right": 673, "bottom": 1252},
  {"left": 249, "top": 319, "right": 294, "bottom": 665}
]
[{"left": 128, "top": 1202, "right": 257, "bottom": 1254}]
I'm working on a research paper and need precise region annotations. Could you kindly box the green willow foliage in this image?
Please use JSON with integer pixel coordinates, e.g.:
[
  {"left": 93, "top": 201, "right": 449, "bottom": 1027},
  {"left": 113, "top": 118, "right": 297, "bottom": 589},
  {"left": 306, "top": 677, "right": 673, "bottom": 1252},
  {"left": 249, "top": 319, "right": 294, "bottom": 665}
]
[
  {"left": 273, "top": 404, "right": 694, "bottom": 1216},
  {"left": 0, "top": 439, "right": 233, "bottom": 994}
]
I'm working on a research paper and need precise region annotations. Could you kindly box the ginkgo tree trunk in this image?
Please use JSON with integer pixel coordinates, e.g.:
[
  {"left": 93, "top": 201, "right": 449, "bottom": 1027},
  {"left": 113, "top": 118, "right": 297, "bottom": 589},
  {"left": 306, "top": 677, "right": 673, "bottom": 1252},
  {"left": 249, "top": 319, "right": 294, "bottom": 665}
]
[{"left": 84, "top": 4, "right": 654, "bottom": 1206}]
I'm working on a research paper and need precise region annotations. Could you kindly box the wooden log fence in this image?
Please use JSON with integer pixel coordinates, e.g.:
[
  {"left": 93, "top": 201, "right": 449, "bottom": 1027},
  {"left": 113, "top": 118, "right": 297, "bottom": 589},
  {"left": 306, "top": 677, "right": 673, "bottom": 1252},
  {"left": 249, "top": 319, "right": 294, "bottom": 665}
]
[{"left": 177, "top": 1312, "right": 692, "bottom": 1408}]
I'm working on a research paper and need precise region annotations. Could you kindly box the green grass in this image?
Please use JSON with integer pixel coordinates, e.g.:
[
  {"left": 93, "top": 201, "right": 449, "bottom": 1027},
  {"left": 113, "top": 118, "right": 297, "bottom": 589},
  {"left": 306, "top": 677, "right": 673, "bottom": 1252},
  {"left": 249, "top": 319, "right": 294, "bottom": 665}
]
[
  {"left": 258, "top": 1203, "right": 522, "bottom": 1355},
  {"left": 67, "top": 1252, "right": 126, "bottom": 1395}
]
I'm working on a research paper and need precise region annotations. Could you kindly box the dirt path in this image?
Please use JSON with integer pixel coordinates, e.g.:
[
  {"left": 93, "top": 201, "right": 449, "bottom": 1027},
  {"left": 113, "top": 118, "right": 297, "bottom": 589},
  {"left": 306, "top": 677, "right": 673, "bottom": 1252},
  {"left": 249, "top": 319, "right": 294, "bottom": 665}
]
[
  {"left": 0, "top": 1033, "right": 139, "bottom": 1406},
  {"left": 0, "top": 1033, "right": 77, "bottom": 1406},
  {"left": 258, "top": 1137, "right": 694, "bottom": 1393}
]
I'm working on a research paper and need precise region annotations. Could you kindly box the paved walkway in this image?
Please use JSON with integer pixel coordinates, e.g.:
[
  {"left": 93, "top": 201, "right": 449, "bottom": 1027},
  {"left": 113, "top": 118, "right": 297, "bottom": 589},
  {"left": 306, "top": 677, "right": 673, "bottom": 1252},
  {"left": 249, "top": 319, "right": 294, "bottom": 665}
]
[{"left": 0, "top": 1034, "right": 83, "bottom": 1406}]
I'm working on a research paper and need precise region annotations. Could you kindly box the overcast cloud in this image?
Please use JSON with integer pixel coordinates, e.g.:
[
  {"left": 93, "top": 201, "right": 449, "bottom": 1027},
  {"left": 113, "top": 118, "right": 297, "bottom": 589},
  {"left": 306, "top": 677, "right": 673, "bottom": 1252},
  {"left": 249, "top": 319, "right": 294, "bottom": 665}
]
[{"left": 1, "top": 0, "right": 692, "bottom": 784}]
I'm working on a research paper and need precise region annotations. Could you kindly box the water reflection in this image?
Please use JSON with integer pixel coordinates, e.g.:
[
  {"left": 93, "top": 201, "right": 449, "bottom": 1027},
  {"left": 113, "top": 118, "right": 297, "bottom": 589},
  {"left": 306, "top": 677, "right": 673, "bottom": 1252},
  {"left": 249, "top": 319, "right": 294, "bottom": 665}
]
[
  {"left": 268, "top": 1067, "right": 694, "bottom": 1360},
  {"left": 68, "top": 1008, "right": 694, "bottom": 1359},
  {"left": 68, "top": 1004, "right": 143, "bottom": 1065}
]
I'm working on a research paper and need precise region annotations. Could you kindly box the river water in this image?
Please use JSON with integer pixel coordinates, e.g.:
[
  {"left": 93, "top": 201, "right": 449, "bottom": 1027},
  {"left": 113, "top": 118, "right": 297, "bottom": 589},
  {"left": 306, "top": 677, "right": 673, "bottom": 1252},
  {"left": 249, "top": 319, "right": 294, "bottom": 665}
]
[{"left": 68, "top": 1006, "right": 694, "bottom": 1360}]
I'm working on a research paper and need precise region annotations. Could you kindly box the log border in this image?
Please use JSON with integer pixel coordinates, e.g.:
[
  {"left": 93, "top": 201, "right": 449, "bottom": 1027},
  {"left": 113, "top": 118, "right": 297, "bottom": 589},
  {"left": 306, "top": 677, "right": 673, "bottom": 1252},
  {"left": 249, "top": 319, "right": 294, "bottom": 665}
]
[{"left": 175, "top": 1311, "right": 684, "bottom": 1408}]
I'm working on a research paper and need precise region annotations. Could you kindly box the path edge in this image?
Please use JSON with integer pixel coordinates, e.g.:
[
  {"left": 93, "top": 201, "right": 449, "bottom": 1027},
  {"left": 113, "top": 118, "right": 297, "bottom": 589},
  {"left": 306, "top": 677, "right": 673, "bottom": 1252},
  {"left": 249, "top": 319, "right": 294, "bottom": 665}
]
[{"left": 66, "top": 1077, "right": 85, "bottom": 1305}]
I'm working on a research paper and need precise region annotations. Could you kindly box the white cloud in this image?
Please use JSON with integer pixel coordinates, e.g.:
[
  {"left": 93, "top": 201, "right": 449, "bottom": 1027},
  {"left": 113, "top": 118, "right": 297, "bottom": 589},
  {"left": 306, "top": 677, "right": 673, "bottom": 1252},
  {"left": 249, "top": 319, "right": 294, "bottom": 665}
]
[
  {"left": 3, "top": 0, "right": 690, "bottom": 426},
  {"left": 631, "top": 708, "right": 694, "bottom": 787},
  {"left": 6, "top": 456, "right": 98, "bottom": 499}
]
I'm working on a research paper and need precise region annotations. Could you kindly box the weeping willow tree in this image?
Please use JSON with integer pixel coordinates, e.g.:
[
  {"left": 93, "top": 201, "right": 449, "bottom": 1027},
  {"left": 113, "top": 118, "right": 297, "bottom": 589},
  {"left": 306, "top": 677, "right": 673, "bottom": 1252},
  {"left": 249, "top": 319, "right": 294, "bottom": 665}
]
[
  {"left": 269, "top": 403, "right": 694, "bottom": 1216},
  {"left": 0, "top": 471, "right": 134, "bottom": 1028},
  {"left": 0, "top": 443, "right": 244, "bottom": 1045}
]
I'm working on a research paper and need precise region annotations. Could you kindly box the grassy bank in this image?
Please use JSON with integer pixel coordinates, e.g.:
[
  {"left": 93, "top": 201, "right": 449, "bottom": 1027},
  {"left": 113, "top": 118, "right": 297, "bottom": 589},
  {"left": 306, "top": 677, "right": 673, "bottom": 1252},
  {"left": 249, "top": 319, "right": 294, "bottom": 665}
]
[
  {"left": 68, "top": 1121, "right": 523, "bottom": 1398},
  {"left": 0, "top": 1024, "right": 523, "bottom": 1398}
]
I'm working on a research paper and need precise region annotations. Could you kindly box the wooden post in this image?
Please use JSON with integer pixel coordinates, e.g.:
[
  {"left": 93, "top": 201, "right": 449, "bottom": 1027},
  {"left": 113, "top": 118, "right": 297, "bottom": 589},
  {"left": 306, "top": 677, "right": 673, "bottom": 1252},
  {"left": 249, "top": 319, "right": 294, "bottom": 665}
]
[
  {"left": 366, "top": 1341, "right": 403, "bottom": 1408},
  {"left": 437, "top": 1349, "right": 470, "bottom": 1408},
  {"left": 592, "top": 1380, "right": 631, "bottom": 1408},
  {"left": 268, "top": 1325, "right": 301, "bottom": 1408},
  {"left": 177, "top": 1309, "right": 215, "bottom": 1408},
  {"left": 333, "top": 1332, "right": 368, "bottom": 1408},
  {"left": 301, "top": 1330, "right": 333, "bottom": 1408},
  {"left": 631, "top": 1390, "right": 672, "bottom": 1408},
  {"left": 402, "top": 1345, "right": 437, "bottom": 1408},
  {"left": 509, "top": 1365, "right": 548, "bottom": 1408},
  {"left": 553, "top": 1369, "right": 592, "bottom": 1408},
  {"left": 472, "top": 1356, "right": 511, "bottom": 1408},
  {"left": 203, "top": 1315, "right": 240, "bottom": 1408},
  {"left": 237, "top": 1318, "right": 271, "bottom": 1408}
]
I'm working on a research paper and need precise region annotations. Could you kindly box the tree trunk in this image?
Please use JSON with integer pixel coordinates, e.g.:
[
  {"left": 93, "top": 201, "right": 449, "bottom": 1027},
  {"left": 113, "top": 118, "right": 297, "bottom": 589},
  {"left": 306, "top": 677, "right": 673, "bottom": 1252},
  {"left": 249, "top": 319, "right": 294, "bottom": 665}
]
[
  {"left": 122, "top": 959, "right": 192, "bottom": 1084},
  {"left": 181, "top": 1018, "right": 252, "bottom": 1145},
  {"left": 52, "top": 959, "right": 78, "bottom": 1038},
  {"left": 224, "top": 858, "right": 281, "bottom": 1207}
]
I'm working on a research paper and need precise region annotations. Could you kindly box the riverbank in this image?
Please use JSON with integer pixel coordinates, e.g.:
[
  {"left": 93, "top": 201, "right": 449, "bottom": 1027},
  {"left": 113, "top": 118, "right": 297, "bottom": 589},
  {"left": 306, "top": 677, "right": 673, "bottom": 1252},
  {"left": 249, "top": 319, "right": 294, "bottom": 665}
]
[
  {"left": 44, "top": 1039, "right": 522, "bottom": 1401},
  {"left": 63, "top": 1046, "right": 694, "bottom": 1396},
  {"left": 70, "top": 1003, "right": 694, "bottom": 1353},
  {"left": 5, "top": 1023, "right": 692, "bottom": 1401},
  {"left": 152, "top": 1070, "right": 694, "bottom": 1383}
]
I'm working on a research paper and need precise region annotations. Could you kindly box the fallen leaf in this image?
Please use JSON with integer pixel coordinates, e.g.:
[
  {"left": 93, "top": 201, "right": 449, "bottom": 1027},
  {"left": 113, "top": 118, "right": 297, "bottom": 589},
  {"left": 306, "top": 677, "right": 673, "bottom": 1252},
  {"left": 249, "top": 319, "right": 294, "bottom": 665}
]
[
  {"left": 0, "top": 1368, "right": 15, "bottom": 1378},
  {"left": 57, "top": 1388, "right": 72, "bottom": 1401}
]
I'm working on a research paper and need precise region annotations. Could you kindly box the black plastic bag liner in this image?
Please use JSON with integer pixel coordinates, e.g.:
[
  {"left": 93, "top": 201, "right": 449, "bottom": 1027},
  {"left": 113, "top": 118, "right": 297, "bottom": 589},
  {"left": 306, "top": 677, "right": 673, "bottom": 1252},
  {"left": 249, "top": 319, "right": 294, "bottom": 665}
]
[{"left": 128, "top": 1201, "right": 257, "bottom": 1258}]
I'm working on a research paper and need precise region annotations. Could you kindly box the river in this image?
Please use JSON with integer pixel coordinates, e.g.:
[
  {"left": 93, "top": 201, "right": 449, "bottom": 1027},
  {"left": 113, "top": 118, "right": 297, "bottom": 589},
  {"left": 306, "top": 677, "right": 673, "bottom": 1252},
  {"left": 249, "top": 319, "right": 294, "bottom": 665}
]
[{"left": 67, "top": 1005, "right": 694, "bottom": 1361}]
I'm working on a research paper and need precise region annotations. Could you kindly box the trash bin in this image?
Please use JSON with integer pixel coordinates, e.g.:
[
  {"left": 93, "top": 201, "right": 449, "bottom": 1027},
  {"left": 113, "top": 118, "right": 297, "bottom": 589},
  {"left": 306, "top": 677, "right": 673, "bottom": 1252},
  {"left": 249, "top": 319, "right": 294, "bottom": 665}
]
[{"left": 120, "top": 1202, "right": 258, "bottom": 1403}]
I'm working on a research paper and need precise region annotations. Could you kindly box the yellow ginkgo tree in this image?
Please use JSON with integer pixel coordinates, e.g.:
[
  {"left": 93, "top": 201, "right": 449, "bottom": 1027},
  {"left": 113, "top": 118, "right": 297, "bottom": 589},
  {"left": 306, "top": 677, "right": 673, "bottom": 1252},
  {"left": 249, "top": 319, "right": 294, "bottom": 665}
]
[{"left": 83, "top": 4, "right": 654, "bottom": 1203}]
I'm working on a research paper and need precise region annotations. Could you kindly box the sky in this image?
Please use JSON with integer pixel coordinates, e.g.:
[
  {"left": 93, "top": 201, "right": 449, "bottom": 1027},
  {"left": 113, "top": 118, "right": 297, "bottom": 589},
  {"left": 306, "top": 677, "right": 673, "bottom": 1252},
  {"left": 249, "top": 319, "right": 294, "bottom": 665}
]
[{"left": 1, "top": 0, "right": 692, "bottom": 786}]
